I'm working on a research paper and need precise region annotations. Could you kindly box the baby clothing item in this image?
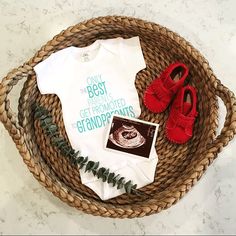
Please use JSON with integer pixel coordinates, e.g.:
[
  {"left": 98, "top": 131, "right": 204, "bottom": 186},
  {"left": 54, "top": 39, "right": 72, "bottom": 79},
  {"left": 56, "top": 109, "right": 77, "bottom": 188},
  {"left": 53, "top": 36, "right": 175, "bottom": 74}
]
[
  {"left": 166, "top": 85, "right": 198, "bottom": 144},
  {"left": 143, "top": 62, "right": 198, "bottom": 144},
  {"left": 34, "top": 37, "right": 158, "bottom": 200},
  {"left": 144, "top": 62, "right": 188, "bottom": 113}
]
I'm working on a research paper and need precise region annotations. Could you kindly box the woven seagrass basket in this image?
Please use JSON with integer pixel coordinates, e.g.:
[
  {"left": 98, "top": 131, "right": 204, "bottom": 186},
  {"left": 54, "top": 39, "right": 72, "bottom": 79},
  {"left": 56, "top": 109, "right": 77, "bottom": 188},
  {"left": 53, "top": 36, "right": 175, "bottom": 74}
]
[{"left": 1, "top": 16, "right": 236, "bottom": 218}]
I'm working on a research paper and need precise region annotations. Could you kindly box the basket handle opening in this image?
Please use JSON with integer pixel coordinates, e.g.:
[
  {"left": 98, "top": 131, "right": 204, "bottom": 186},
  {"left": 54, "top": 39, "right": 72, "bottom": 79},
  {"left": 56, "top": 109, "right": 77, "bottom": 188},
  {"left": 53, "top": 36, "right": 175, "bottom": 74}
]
[
  {"left": 0, "top": 63, "right": 34, "bottom": 152},
  {"left": 206, "top": 79, "right": 236, "bottom": 156}
]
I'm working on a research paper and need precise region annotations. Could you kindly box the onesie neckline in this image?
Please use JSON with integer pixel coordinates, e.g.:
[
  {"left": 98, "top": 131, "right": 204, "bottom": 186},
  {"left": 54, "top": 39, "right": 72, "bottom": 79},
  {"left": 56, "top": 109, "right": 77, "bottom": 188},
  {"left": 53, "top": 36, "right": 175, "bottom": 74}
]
[{"left": 69, "top": 39, "right": 104, "bottom": 64}]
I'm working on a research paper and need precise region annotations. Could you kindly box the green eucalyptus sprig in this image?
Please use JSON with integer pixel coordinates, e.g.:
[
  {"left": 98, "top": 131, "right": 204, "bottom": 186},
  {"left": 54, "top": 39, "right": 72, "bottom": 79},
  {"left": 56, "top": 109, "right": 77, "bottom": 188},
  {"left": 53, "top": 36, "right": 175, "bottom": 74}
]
[{"left": 33, "top": 104, "right": 147, "bottom": 196}]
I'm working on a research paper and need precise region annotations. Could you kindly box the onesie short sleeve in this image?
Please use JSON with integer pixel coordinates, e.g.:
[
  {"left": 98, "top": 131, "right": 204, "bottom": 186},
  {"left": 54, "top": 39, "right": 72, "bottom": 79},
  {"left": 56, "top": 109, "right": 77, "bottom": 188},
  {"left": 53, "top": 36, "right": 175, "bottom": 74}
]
[
  {"left": 120, "top": 36, "right": 146, "bottom": 74},
  {"left": 34, "top": 49, "right": 69, "bottom": 95}
]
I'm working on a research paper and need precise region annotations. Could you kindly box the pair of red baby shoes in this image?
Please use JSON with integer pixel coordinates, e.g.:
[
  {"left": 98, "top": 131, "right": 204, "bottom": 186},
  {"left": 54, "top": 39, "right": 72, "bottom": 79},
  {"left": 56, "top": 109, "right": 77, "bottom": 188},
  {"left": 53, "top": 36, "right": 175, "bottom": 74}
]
[{"left": 144, "top": 62, "right": 198, "bottom": 144}]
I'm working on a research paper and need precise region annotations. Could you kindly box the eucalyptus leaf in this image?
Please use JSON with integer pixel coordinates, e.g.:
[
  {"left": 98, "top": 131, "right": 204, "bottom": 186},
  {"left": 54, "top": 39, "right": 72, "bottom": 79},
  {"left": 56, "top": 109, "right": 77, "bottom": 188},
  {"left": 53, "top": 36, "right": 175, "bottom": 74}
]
[
  {"left": 76, "top": 156, "right": 84, "bottom": 164},
  {"left": 97, "top": 167, "right": 106, "bottom": 179},
  {"left": 43, "top": 117, "right": 53, "bottom": 124},
  {"left": 72, "top": 155, "right": 80, "bottom": 165},
  {"left": 51, "top": 137, "right": 64, "bottom": 146},
  {"left": 49, "top": 123, "right": 57, "bottom": 129},
  {"left": 132, "top": 184, "right": 137, "bottom": 189},
  {"left": 40, "top": 119, "right": 50, "bottom": 128},
  {"left": 51, "top": 137, "right": 64, "bottom": 145},
  {"left": 69, "top": 157, "right": 76, "bottom": 165},
  {"left": 117, "top": 182, "right": 124, "bottom": 189},
  {"left": 104, "top": 168, "right": 109, "bottom": 175},
  {"left": 47, "top": 124, "right": 58, "bottom": 133},
  {"left": 118, "top": 177, "right": 125, "bottom": 184},
  {"left": 62, "top": 143, "right": 69, "bottom": 149},
  {"left": 47, "top": 131, "right": 60, "bottom": 138},
  {"left": 35, "top": 105, "right": 44, "bottom": 111},
  {"left": 69, "top": 150, "right": 75, "bottom": 158},
  {"left": 102, "top": 168, "right": 109, "bottom": 182},
  {"left": 131, "top": 184, "right": 137, "bottom": 193},
  {"left": 34, "top": 105, "right": 46, "bottom": 113},
  {"left": 60, "top": 143, "right": 69, "bottom": 149},
  {"left": 81, "top": 156, "right": 88, "bottom": 165},
  {"left": 41, "top": 115, "right": 49, "bottom": 120},
  {"left": 91, "top": 161, "right": 99, "bottom": 171},
  {"left": 108, "top": 173, "right": 115, "bottom": 184},
  {"left": 73, "top": 150, "right": 80, "bottom": 159},
  {"left": 37, "top": 108, "right": 48, "bottom": 116},
  {"left": 33, "top": 104, "right": 40, "bottom": 112},
  {"left": 112, "top": 174, "right": 121, "bottom": 187},
  {"left": 85, "top": 161, "right": 95, "bottom": 172},
  {"left": 117, "top": 177, "right": 125, "bottom": 190},
  {"left": 61, "top": 146, "right": 71, "bottom": 156},
  {"left": 34, "top": 111, "right": 45, "bottom": 119},
  {"left": 56, "top": 140, "right": 67, "bottom": 148},
  {"left": 124, "top": 180, "right": 132, "bottom": 194}
]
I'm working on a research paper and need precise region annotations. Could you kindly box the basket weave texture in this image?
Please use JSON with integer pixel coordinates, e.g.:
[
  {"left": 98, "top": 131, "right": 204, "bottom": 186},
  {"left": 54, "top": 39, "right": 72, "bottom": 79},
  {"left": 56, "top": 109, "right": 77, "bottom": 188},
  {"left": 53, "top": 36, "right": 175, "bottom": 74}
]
[{"left": 0, "top": 16, "right": 236, "bottom": 218}]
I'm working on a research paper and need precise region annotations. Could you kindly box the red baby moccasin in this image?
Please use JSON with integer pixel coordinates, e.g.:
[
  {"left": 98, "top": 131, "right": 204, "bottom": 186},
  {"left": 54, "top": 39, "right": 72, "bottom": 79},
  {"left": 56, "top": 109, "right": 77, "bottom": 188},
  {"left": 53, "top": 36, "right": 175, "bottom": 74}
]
[
  {"left": 166, "top": 85, "right": 198, "bottom": 144},
  {"left": 143, "top": 62, "right": 189, "bottom": 113}
]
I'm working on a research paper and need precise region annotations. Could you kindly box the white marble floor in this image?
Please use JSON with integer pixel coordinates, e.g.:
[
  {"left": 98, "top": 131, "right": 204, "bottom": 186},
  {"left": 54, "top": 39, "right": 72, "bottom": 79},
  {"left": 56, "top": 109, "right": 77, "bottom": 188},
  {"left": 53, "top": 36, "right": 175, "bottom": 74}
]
[{"left": 0, "top": 0, "right": 236, "bottom": 235}]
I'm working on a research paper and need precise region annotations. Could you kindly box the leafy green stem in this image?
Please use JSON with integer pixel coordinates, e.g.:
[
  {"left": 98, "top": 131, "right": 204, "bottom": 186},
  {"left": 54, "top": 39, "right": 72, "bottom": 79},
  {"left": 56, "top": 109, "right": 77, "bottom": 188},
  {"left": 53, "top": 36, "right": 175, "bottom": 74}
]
[{"left": 33, "top": 104, "right": 146, "bottom": 196}]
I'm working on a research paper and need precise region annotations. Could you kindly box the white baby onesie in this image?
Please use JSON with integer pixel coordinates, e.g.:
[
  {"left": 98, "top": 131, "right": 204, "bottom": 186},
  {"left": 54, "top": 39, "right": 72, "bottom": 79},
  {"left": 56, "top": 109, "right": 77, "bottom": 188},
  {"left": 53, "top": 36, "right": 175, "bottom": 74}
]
[{"left": 34, "top": 37, "right": 158, "bottom": 200}]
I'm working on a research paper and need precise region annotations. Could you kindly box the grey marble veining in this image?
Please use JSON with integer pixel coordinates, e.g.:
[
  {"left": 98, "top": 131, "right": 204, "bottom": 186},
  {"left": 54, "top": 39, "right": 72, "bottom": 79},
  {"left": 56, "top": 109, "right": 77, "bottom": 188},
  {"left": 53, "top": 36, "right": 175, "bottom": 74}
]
[{"left": 0, "top": 0, "right": 236, "bottom": 234}]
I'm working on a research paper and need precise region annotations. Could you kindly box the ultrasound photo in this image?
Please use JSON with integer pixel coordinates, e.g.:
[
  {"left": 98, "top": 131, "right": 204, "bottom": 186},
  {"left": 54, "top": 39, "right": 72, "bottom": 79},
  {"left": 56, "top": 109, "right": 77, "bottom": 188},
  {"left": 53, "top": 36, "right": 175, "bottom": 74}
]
[{"left": 105, "top": 115, "right": 158, "bottom": 158}]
